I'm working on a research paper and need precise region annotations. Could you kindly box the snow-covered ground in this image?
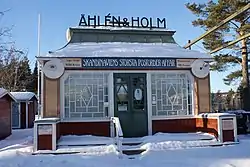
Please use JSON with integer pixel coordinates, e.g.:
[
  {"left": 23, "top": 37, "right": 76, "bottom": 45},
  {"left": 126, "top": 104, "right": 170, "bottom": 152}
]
[{"left": 0, "top": 129, "right": 250, "bottom": 167}]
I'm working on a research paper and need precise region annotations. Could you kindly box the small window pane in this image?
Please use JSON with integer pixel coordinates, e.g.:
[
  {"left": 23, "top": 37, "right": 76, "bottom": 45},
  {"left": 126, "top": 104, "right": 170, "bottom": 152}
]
[
  {"left": 65, "top": 108, "right": 69, "bottom": 118},
  {"left": 152, "top": 106, "right": 157, "bottom": 116},
  {"left": 93, "top": 113, "right": 104, "bottom": 117},
  {"left": 71, "top": 113, "right": 81, "bottom": 118},
  {"left": 82, "top": 113, "right": 92, "bottom": 117},
  {"left": 65, "top": 96, "right": 69, "bottom": 107}
]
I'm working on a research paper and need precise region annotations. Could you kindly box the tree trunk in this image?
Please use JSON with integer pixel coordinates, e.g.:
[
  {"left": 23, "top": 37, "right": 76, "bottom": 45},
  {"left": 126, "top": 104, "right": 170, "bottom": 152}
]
[{"left": 240, "top": 31, "right": 250, "bottom": 111}]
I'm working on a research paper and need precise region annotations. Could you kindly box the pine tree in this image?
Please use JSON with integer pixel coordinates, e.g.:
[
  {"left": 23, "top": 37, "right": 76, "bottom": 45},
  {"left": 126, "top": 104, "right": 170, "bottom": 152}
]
[
  {"left": 186, "top": 0, "right": 250, "bottom": 110},
  {"left": 16, "top": 55, "right": 33, "bottom": 91},
  {"left": 226, "top": 89, "right": 235, "bottom": 110},
  {"left": 31, "top": 61, "right": 38, "bottom": 94}
]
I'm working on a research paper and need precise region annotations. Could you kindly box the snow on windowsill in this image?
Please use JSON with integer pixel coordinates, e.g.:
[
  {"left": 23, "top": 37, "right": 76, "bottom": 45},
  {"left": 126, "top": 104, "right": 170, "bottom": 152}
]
[
  {"left": 152, "top": 115, "right": 195, "bottom": 120},
  {"left": 198, "top": 113, "right": 236, "bottom": 118},
  {"left": 60, "top": 117, "right": 110, "bottom": 122},
  {"left": 34, "top": 117, "right": 60, "bottom": 123}
]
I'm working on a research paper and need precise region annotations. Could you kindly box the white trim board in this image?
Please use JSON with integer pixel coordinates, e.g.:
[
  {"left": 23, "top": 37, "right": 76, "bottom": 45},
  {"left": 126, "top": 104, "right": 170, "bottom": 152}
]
[
  {"left": 26, "top": 102, "right": 29, "bottom": 128},
  {"left": 147, "top": 73, "right": 152, "bottom": 135}
]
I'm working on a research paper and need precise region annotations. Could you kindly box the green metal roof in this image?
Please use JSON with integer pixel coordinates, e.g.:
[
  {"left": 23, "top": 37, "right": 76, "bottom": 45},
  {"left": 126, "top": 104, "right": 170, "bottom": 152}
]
[{"left": 66, "top": 27, "right": 177, "bottom": 44}]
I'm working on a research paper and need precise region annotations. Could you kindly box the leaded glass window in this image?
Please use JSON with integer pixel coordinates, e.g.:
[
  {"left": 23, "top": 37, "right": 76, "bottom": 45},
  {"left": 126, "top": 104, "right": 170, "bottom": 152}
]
[
  {"left": 151, "top": 73, "right": 193, "bottom": 116},
  {"left": 64, "top": 72, "right": 109, "bottom": 119}
]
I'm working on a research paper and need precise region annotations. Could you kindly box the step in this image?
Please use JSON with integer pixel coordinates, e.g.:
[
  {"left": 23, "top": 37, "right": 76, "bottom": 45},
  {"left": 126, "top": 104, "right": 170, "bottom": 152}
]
[
  {"left": 57, "top": 143, "right": 108, "bottom": 147},
  {"left": 121, "top": 145, "right": 143, "bottom": 150},
  {"left": 122, "top": 149, "right": 146, "bottom": 155},
  {"left": 122, "top": 137, "right": 143, "bottom": 144},
  {"left": 122, "top": 142, "right": 142, "bottom": 146},
  {"left": 57, "top": 135, "right": 113, "bottom": 146}
]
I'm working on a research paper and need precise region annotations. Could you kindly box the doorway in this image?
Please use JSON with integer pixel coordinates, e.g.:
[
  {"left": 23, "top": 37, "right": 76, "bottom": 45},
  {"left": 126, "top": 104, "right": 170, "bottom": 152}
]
[{"left": 114, "top": 73, "right": 148, "bottom": 137}]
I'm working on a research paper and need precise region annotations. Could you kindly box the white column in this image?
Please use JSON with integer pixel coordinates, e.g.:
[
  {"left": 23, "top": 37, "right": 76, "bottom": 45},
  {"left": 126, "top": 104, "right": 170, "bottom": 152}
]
[
  {"left": 109, "top": 72, "right": 114, "bottom": 117},
  {"left": 109, "top": 72, "right": 114, "bottom": 137},
  {"left": 147, "top": 73, "right": 152, "bottom": 135},
  {"left": 233, "top": 116, "right": 238, "bottom": 142},
  {"left": 41, "top": 68, "right": 44, "bottom": 118},
  {"left": 26, "top": 102, "right": 29, "bottom": 128},
  {"left": 33, "top": 123, "right": 38, "bottom": 152},
  {"left": 52, "top": 123, "right": 57, "bottom": 151},
  {"left": 18, "top": 103, "right": 21, "bottom": 128},
  {"left": 217, "top": 117, "right": 223, "bottom": 143}
]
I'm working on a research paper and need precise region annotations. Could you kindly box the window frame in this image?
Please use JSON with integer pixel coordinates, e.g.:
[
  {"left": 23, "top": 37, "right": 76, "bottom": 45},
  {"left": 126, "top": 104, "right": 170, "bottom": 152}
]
[
  {"left": 150, "top": 71, "right": 195, "bottom": 119},
  {"left": 60, "top": 71, "right": 112, "bottom": 122},
  {"left": 60, "top": 70, "right": 195, "bottom": 122}
]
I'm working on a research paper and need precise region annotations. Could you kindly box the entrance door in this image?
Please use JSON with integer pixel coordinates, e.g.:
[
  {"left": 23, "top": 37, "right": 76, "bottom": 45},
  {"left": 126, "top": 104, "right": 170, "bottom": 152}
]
[
  {"left": 114, "top": 73, "right": 147, "bottom": 137},
  {"left": 12, "top": 102, "right": 20, "bottom": 128}
]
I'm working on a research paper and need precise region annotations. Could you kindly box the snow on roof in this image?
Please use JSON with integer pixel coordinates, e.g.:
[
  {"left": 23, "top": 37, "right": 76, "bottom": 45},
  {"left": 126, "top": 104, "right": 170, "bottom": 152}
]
[
  {"left": 0, "top": 88, "right": 7, "bottom": 98},
  {"left": 0, "top": 88, "right": 16, "bottom": 101},
  {"left": 42, "top": 42, "right": 212, "bottom": 60},
  {"left": 70, "top": 26, "right": 175, "bottom": 32},
  {"left": 10, "top": 92, "right": 37, "bottom": 101}
]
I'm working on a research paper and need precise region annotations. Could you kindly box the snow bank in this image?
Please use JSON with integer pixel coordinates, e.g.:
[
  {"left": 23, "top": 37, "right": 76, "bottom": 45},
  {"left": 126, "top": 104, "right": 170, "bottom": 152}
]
[
  {"left": 57, "top": 135, "right": 114, "bottom": 146},
  {"left": 142, "top": 132, "right": 215, "bottom": 143},
  {"left": 0, "top": 129, "right": 250, "bottom": 167},
  {"left": 0, "top": 129, "right": 33, "bottom": 152},
  {"left": 0, "top": 139, "right": 250, "bottom": 167},
  {"left": 141, "top": 139, "right": 219, "bottom": 151}
]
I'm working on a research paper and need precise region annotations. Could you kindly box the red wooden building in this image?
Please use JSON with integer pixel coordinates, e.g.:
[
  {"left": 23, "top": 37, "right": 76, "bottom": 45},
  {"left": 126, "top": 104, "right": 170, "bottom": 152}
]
[
  {"left": 10, "top": 92, "right": 38, "bottom": 129},
  {"left": 0, "top": 88, "right": 16, "bottom": 139}
]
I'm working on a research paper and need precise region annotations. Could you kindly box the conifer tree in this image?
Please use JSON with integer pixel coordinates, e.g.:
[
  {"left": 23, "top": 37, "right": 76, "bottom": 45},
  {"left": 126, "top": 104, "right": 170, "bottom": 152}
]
[
  {"left": 31, "top": 61, "right": 38, "bottom": 93},
  {"left": 186, "top": 0, "right": 250, "bottom": 110}
]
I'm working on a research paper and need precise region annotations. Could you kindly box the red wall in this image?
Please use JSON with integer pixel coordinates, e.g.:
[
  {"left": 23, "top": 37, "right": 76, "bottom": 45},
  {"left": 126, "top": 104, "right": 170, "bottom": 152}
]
[
  {"left": 152, "top": 118, "right": 218, "bottom": 137},
  {"left": 58, "top": 119, "right": 217, "bottom": 138},
  {"left": 20, "top": 98, "right": 37, "bottom": 129},
  {"left": 152, "top": 118, "right": 196, "bottom": 134},
  {"left": 196, "top": 117, "right": 218, "bottom": 137},
  {"left": 59, "top": 122, "right": 110, "bottom": 137},
  {"left": 0, "top": 96, "right": 12, "bottom": 140},
  {"left": 20, "top": 102, "right": 26, "bottom": 129},
  {"left": 28, "top": 100, "right": 37, "bottom": 128}
]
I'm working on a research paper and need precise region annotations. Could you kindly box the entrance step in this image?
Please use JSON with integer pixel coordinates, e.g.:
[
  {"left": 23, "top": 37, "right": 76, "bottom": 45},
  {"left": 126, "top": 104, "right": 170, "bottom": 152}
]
[
  {"left": 121, "top": 137, "right": 143, "bottom": 145},
  {"left": 122, "top": 142, "right": 142, "bottom": 146},
  {"left": 120, "top": 144, "right": 146, "bottom": 155},
  {"left": 122, "top": 149, "right": 146, "bottom": 156},
  {"left": 119, "top": 137, "right": 146, "bottom": 156},
  {"left": 57, "top": 135, "right": 113, "bottom": 146}
]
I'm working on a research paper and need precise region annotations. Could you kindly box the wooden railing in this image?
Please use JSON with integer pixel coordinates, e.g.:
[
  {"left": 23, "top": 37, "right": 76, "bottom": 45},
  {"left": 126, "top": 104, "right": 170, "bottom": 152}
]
[{"left": 110, "top": 117, "right": 123, "bottom": 158}]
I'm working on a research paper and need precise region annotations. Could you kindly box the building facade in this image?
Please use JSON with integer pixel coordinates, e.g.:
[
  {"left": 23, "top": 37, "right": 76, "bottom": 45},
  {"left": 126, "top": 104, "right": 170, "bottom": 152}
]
[{"left": 37, "top": 27, "right": 213, "bottom": 138}]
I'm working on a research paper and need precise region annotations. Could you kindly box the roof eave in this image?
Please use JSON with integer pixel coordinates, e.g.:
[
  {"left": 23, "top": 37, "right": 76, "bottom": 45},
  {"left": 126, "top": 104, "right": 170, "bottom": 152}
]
[{"left": 0, "top": 92, "right": 17, "bottom": 102}]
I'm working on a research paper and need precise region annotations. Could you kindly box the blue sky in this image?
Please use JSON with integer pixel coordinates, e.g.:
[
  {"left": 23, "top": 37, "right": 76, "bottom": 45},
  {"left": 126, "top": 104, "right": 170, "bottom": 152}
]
[{"left": 1, "top": 0, "right": 235, "bottom": 92}]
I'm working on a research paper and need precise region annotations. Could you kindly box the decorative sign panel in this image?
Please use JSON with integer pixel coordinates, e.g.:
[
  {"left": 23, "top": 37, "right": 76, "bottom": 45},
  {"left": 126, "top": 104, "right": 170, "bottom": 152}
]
[
  {"left": 176, "top": 59, "right": 194, "bottom": 68},
  {"left": 79, "top": 13, "right": 167, "bottom": 29},
  {"left": 82, "top": 57, "right": 176, "bottom": 69},
  {"left": 38, "top": 124, "right": 52, "bottom": 135},
  {"left": 222, "top": 119, "right": 234, "bottom": 130},
  {"left": 62, "top": 58, "right": 82, "bottom": 68}
]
